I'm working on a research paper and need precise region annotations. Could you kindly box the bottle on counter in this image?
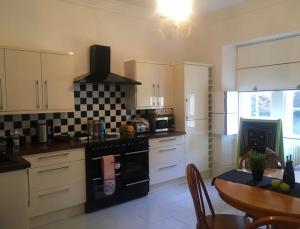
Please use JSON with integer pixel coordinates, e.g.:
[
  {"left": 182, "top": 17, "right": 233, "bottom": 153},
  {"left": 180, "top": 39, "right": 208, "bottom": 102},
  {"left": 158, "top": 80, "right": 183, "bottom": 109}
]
[
  {"left": 87, "top": 120, "right": 94, "bottom": 140},
  {"left": 282, "top": 155, "right": 295, "bottom": 188},
  {"left": 99, "top": 119, "right": 105, "bottom": 139}
]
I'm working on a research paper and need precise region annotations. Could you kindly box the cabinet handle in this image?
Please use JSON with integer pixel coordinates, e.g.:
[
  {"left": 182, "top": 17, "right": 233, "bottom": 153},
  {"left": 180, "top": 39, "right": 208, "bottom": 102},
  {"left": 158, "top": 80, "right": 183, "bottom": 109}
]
[
  {"left": 125, "top": 179, "right": 150, "bottom": 187},
  {"left": 38, "top": 165, "right": 69, "bottom": 174},
  {"left": 0, "top": 79, "right": 3, "bottom": 110},
  {"left": 158, "top": 164, "right": 177, "bottom": 170},
  {"left": 152, "top": 84, "right": 156, "bottom": 106},
  {"left": 38, "top": 153, "right": 69, "bottom": 160},
  {"left": 44, "top": 80, "right": 48, "bottom": 109},
  {"left": 159, "top": 138, "right": 176, "bottom": 142},
  {"left": 159, "top": 147, "right": 177, "bottom": 153},
  {"left": 157, "top": 84, "right": 160, "bottom": 106},
  {"left": 38, "top": 187, "right": 70, "bottom": 198},
  {"left": 35, "top": 80, "right": 39, "bottom": 109}
]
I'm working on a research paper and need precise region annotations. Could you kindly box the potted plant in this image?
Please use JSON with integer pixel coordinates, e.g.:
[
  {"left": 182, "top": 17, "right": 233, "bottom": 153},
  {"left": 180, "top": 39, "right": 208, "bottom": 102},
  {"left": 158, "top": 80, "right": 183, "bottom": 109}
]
[{"left": 249, "top": 152, "right": 266, "bottom": 181}]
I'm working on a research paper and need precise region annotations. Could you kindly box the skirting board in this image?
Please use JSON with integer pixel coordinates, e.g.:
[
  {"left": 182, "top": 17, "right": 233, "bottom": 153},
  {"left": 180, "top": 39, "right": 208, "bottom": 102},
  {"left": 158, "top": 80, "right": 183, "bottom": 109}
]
[{"left": 29, "top": 204, "right": 84, "bottom": 228}]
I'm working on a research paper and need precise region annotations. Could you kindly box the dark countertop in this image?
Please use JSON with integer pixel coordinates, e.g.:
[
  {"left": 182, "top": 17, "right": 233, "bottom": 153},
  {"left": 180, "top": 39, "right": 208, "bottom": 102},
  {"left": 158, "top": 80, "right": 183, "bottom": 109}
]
[
  {"left": 0, "top": 155, "right": 31, "bottom": 173},
  {"left": 141, "top": 131, "right": 186, "bottom": 139},
  {"left": 17, "top": 131, "right": 186, "bottom": 156}
]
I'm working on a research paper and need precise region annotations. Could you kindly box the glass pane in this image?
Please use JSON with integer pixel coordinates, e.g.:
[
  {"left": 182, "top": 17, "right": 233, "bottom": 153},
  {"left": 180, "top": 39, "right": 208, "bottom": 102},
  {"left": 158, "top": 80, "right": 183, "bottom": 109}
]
[
  {"left": 251, "top": 95, "right": 256, "bottom": 116},
  {"left": 293, "top": 111, "right": 300, "bottom": 135},
  {"left": 258, "top": 95, "right": 271, "bottom": 117},
  {"left": 294, "top": 91, "right": 300, "bottom": 108}
]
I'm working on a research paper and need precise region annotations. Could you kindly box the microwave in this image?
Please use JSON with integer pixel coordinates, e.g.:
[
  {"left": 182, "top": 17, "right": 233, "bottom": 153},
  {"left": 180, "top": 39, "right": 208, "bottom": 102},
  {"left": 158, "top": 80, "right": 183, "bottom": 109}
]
[{"left": 148, "top": 116, "right": 175, "bottom": 133}]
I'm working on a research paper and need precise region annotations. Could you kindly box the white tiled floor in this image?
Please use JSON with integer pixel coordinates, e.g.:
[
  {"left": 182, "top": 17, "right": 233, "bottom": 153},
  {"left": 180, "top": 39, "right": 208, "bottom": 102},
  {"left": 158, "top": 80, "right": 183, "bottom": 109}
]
[{"left": 36, "top": 178, "right": 243, "bottom": 229}]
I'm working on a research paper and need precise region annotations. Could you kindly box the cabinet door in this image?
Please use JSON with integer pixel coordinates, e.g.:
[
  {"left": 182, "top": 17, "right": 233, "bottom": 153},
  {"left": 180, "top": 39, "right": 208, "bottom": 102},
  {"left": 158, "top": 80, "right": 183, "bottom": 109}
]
[
  {"left": 41, "top": 53, "right": 74, "bottom": 111},
  {"left": 184, "top": 65, "right": 208, "bottom": 120},
  {"left": 135, "top": 62, "right": 156, "bottom": 108},
  {"left": 155, "top": 64, "right": 173, "bottom": 107},
  {"left": 185, "top": 119, "right": 208, "bottom": 172},
  {"left": 5, "top": 49, "right": 42, "bottom": 112},
  {"left": 0, "top": 49, "right": 6, "bottom": 111}
]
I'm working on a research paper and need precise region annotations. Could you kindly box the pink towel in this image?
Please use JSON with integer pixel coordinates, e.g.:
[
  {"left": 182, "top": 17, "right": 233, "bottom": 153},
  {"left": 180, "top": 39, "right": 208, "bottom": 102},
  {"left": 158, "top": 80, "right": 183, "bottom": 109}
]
[{"left": 101, "top": 155, "right": 115, "bottom": 196}]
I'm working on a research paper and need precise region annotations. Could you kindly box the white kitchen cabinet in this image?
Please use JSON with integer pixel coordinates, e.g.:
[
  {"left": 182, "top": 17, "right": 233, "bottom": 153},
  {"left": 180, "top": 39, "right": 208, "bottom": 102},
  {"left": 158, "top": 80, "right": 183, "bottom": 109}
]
[
  {"left": 41, "top": 53, "right": 74, "bottom": 111},
  {"left": 173, "top": 62, "right": 210, "bottom": 172},
  {"left": 149, "top": 135, "right": 186, "bottom": 185},
  {"left": 0, "top": 169, "right": 29, "bottom": 229},
  {"left": 5, "top": 49, "right": 42, "bottom": 112},
  {"left": 23, "top": 148, "right": 86, "bottom": 218},
  {"left": 211, "top": 91, "right": 239, "bottom": 135},
  {"left": 1, "top": 47, "right": 74, "bottom": 114},
  {"left": 185, "top": 119, "right": 209, "bottom": 172},
  {"left": 124, "top": 60, "right": 173, "bottom": 109}
]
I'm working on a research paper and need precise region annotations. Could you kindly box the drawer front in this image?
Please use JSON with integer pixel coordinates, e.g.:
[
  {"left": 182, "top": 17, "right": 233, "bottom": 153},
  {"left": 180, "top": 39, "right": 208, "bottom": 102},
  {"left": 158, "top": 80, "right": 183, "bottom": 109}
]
[
  {"left": 150, "top": 161, "right": 185, "bottom": 185},
  {"left": 149, "top": 135, "right": 184, "bottom": 149},
  {"left": 23, "top": 148, "right": 85, "bottom": 168},
  {"left": 29, "top": 181, "right": 86, "bottom": 217},
  {"left": 30, "top": 160, "right": 85, "bottom": 192},
  {"left": 149, "top": 144, "right": 185, "bottom": 168}
]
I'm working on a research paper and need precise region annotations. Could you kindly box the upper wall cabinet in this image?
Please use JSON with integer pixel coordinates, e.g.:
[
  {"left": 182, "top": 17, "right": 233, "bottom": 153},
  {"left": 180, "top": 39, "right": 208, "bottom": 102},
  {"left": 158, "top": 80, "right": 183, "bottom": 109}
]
[
  {"left": 5, "top": 49, "right": 42, "bottom": 112},
  {"left": 0, "top": 47, "right": 74, "bottom": 114},
  {"left": 41, "top": 53, "right": 74, "bottom": 111},
  {"left": 0, "top": 49, "right": 6, "bottom": 112},
  {"left": 124, "top": 60, "right": 173, "bottom": 109}
]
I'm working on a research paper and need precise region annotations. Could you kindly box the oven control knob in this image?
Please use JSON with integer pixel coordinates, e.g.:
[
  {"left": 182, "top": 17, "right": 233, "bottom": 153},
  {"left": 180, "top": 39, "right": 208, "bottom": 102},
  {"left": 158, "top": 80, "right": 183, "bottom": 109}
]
[{"left": 115, "top": 162, "right": 121, "bottom": 169}]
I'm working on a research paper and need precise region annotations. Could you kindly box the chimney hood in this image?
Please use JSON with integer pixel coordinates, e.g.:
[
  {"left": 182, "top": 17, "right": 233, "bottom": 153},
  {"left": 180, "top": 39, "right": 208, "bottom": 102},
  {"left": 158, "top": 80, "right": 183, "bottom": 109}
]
[{"left": 74, "top": 45, "right": 141, "bottom": 85}]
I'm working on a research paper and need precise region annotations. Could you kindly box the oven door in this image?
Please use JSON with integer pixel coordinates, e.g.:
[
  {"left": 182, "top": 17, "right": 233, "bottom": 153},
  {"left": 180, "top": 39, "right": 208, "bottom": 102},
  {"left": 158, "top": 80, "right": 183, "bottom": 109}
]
[
  {"left": 85, "top": 153, "right": 122, "bottom": 212},
  {"left": 122, "top": 149, "right": 149, "bottom": 183}
]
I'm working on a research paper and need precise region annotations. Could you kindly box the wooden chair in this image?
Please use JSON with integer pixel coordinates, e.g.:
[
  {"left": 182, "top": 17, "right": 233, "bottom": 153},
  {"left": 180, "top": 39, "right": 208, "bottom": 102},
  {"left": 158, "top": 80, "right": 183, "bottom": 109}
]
[
  {"left": 239, "top": 148, "right": 283, "bottom": 169},
  {"left": 186, "top": 164, "right": 250, "bottom": 229},
  {"left": 247, "top": 216, "right": 300, "bottom": 229}
]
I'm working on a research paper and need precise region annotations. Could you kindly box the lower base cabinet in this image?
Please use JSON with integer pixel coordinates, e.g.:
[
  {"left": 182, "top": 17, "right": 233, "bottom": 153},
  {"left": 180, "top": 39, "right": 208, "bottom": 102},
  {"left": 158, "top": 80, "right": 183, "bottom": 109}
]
[
  {"left": 149, "top": 135, "right": 186, "bottom": 185},
  {"left": 23, "top": 148, "right": 86, "bottom": 219}
]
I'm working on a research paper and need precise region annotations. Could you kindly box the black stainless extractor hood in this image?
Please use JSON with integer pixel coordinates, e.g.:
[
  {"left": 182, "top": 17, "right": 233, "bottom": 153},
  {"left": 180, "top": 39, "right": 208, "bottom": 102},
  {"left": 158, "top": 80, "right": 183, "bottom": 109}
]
[{"left": 74, "top": 45, "right": 141, "bottom": 85}]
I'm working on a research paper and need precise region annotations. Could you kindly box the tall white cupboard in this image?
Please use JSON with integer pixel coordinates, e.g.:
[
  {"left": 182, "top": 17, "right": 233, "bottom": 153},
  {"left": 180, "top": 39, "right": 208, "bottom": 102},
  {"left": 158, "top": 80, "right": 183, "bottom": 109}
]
[{"left": 173, "top": 63, "right": 210, "bottom": 172}]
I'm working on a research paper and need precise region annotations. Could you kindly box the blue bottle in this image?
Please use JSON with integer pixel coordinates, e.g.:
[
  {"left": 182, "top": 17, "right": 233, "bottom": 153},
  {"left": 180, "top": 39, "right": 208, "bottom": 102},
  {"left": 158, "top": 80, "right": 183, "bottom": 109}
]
[{"left": 99, "top": 119, "right": 105, "bottom": 139}]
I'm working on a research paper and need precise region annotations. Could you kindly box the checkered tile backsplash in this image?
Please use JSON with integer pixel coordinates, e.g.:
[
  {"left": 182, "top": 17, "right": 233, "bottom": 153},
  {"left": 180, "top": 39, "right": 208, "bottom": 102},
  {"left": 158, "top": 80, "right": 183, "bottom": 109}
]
[{"left": 0, "top": 83, "right": 137, "bottom": 143}]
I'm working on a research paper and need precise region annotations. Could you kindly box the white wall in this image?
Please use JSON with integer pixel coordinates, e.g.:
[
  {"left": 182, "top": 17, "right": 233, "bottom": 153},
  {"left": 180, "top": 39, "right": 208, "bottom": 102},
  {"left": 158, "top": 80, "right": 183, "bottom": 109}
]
[
  {"left": 0, "top": 0, "right": 200, "bottom": 78},
  {"left": 191, "top": 0, "right": 300, "bottom": 175}
]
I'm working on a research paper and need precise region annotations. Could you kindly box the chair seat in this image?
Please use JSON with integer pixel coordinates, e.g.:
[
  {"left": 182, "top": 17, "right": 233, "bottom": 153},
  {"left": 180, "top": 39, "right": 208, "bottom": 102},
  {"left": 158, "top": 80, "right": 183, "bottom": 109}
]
[{"left": 205, "top": 214, "right": 250, "bottom": 229}]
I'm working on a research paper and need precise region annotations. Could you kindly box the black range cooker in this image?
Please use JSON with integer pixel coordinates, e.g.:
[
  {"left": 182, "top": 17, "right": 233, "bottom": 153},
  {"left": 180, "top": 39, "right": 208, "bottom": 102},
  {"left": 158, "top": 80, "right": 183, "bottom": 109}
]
[{"left": 85, "top": 136, "right": 149, "bottom": 213}]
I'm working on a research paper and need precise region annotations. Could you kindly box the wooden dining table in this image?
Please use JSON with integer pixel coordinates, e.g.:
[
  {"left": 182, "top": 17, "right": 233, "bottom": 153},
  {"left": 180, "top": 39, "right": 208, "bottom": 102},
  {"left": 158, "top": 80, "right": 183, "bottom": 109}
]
[{"left": 215, "top": 169, "right": 300, "bottom": 218}]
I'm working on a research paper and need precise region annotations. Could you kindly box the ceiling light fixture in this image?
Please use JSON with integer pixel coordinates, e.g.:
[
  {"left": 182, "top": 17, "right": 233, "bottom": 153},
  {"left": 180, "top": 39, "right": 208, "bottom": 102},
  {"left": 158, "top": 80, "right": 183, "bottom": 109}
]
[{"left": 156, "top": 0, "right": 193, "bottom": 39}]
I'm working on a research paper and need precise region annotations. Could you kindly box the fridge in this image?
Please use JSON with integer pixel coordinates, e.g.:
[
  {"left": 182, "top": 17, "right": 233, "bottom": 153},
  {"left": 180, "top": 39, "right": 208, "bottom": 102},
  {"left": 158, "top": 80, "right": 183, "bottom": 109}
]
[{"left": 173, "top": 63, "right": 210, "bottom": 172}]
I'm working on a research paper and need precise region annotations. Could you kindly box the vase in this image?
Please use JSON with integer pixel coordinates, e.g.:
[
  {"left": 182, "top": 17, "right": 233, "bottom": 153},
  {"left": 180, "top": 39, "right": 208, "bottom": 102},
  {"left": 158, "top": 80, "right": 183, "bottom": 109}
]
[{"left": 252, "top": 169, "right": 264, "bottom": 181}]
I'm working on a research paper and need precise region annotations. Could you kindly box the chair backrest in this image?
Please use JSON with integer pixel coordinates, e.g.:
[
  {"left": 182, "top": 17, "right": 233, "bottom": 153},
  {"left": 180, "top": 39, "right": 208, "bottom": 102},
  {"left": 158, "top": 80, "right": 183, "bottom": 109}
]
[
  {"left": 247, "top": 216, "right": 300, "bottom": 229},
  {"left": 239, "top": 148, "right": 283, "bottom": 169},
  {"left": 186, "top": 164, "right": 215, "bottom": 229}
]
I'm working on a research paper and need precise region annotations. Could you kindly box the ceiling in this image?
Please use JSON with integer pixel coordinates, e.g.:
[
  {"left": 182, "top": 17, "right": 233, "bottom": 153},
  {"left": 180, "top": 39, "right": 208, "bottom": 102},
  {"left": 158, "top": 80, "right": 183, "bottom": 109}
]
[{"left": 116, "top": 0, "right": 246, "bottom": 14}]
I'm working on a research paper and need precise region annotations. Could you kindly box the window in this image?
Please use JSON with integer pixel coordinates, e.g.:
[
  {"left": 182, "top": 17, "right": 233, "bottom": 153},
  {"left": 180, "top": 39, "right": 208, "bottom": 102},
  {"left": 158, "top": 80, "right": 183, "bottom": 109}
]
[
  {"left": 240, "top": 92, "right": 272, "bottom": 118},
  {"left": 292, "top": 91, "right": 300, "bottom": 135}
]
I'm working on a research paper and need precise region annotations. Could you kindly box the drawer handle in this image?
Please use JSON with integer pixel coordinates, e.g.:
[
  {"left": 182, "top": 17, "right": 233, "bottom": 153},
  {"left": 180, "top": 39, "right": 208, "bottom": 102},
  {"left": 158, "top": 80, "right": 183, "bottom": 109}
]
[
  {"left": 125, "top": 150, "right": 148, "bottom": 156},
  {"left": 158, "top": 164, "right": 177, "bottom": 170},
  {"left": 159, "top": 147, "right": 177, "bottom": 153},
  {"left": 38, "top": 153, "right": 69, "bottom": 160},
  {"left": 159, "top": 138, "right": 176, "bottom": 142},
  {"left": 38, "top": 166, "right": 70, "bottom": 174},
  {"left": 125, "top": 179, "right": 150, "bottom": 187},
  {"left": 38, "top": 187, "right": 70, "bottom": 198}
]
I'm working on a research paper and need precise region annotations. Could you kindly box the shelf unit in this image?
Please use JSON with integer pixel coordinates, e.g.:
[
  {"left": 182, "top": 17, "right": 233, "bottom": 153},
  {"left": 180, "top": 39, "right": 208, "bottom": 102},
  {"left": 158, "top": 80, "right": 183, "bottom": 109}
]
[{"left": 208, "top": 68, "right": 213, "bottom": 173}]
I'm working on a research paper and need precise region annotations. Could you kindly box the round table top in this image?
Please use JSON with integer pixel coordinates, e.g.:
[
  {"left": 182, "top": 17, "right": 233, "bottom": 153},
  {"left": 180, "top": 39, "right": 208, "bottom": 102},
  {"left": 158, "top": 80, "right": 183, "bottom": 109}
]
[{"left": 215, "top": 169, "right": 300, "bottom": 218}]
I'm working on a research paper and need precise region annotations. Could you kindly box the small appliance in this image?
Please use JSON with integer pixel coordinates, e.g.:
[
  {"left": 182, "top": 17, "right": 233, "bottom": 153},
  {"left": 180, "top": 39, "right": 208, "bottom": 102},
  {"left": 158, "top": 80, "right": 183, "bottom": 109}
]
[
  {"left": 129, "top": 117, "right": 150, "bottom": 133},
  {"left": 147, "top": 114, "right": 175, "bottom": 132}
]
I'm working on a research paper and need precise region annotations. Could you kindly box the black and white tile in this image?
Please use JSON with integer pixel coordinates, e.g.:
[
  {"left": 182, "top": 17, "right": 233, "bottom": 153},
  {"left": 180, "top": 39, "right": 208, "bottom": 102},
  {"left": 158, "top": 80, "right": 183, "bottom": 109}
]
[{"left": 0, "top": 83, "right": 137, "bottom": 143}]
